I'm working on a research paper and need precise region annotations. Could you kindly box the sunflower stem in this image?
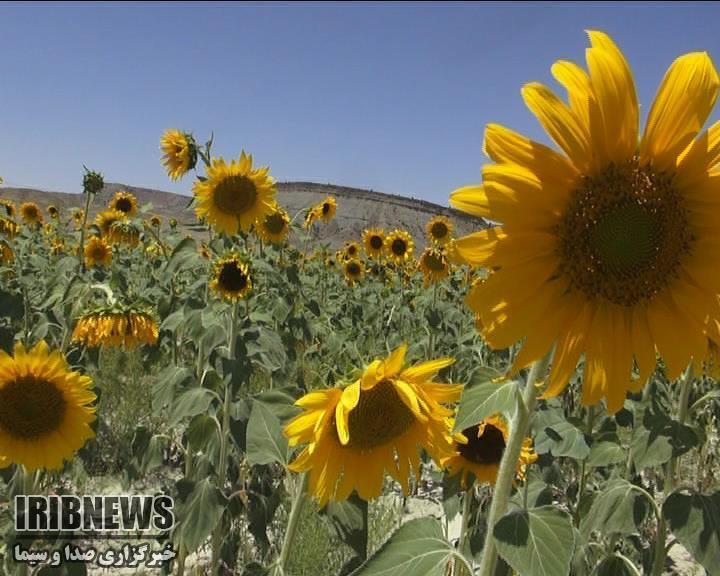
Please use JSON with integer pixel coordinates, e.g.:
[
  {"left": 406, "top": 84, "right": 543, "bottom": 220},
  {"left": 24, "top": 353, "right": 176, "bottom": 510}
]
[
  {"left": 276, "top": 473, "right": 309, "bottom": 575},
  {"left": 651, "top": 362, "right": 694, "bottom": 576},
  {"left": 477, "top": 352, "right": 551, "bottom": 576},
  {"left": 77, "top": 187, "right": 94, "bottom": 273},
  {"left": 456, "top": 487, "right": 474, "bottom": 575}
]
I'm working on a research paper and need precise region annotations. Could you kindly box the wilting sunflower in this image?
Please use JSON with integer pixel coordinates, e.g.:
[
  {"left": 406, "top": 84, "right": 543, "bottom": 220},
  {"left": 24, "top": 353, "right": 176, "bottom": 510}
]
[
  {"left": 72, "top": 308, "right": 158, "bottom": 348},
  {"left": 108, "top": 221, "right": 140, "bottom": 248},
  {"left": 385, "top": 229, "right": 414, "bottom": 265},
  {"left": 0, "top": 200, "right": 15, "bottom": 218},
  {"left": 256, "top": 207, "right": 290, "bottom": 244},
  {"left": 47, "top": 205, "right": 59, "bottom": 219},
  {"left": 0, "top": 241, "right": 13, "bottom": 264},
  {"left": 285, "top": 345, "right": 462, "bottom": 505},
  {"left": 84, "top": 236, "right": 112, "bottom": 268},
  {"left": 342, "top": 241, "right": 361, "bottom": 260},
  {"left": 363, "top": 228, "right": 385, "bottom": 259},
  {"left": 444, "top": 414, "right": 536, "bottom": 487},
  {"left": 343, "top": 258, "right": 365, "bottom": 286},
  {"left": 451, "top": 31, "right": 720, "bottom": 413},
  {"left": 194, "top": 152, "right": 277, "bottom": 235},
  {"left": 210, "top": 254, "right": 252, "bottom": 301},
  {"left": 150, "top": 215, "right": 161, "bottom": 228},
  {"left": 418, "top": 247, "right": 450, "bottom": 284},
  {"left": 20, "top": 202, "right": 43, "bottom": 226},
  {"left": 0, "top": 217, "right": 19, "bottom": 238},
  {"left": 160, "top": 129, "right": 197, "bottom": 181},
  {"left": 426, "top": 215, "right": 454, "bottom": 246},
  {"left": 109, "top": 190, "right": 138, "bottom": 217},
  {"left": 316, "top": 196, "right": 337, "bottom": 224},
  {"left": 0, "top": 341, "right": 96, "bottom": 471},
  {"left": 95, "top": 209, "right": 127, "bottom": 238}
]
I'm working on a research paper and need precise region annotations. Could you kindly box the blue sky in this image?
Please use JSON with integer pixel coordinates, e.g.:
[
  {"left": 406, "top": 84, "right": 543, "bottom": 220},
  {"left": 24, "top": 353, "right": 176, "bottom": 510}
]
[{"left": 1, "top": 2, "right": 719, "bottom": 205}]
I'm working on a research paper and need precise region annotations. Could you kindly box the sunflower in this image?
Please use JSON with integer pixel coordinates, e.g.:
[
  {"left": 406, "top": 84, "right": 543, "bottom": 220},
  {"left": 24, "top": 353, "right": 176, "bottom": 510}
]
[
  {"left": 284, "top": 345, "right": 462, "bottom": 505},
  {"left": 317, "top": 196, "right": 337, "bottom": 224},
  {"left": 363, "top": 228, "right": 385, "bottom": 259},
  {"left": 343, "top": 258, "right": 365, "bottom": 286},
  {"left": 199, "top": 242, "right": 211, "bottom": 260},
  {"left": 342, "top": 241, "right": 361, "bottom": 260},
  {"left": 426, "top": 215, "right": 454, "bottom": 245},
  {"left": 0, "top": 241, "right": 13, "bottom": 264},
  {"left": 210, "top": 254, "right": 252, "bottom": 301},
  {"left": 418, "top": 247, "right": 450, "bottom": 284},
  {"left": 150, "top": 215, "right": 161, "bottom": 228},
  {"left": 95, "top": 209, "right": 127, "bottom": 238},
  {"left": 0, "top": 217, "right": 19, "bottom": 238},
  {"left": 256, "top": 207, "right": 290, "bottom": 244},
  {"left": 304, "top": 207, "right": 319, "bottom": 229},
  {"left": 108, "top": 221, "right": 140, "bottom": 248},
  {"left": 450, "top": 31, "right": 720, "bottom": 413},
  {"left": 84, "top": 236, "right": 112, "bottom": 268},
  {"left": 444, "top": 414, "right": 536, "bottom": 488},
  {"left": 194, "top": 152, "right": 277, "bottom": 235},
  {"left": 385, "top": 229, "right": 414, "bottom": 265},
  {"left": 20, "top": 202, "right": 43, "bottom": 226},
  {"left": 0, "top": 341, "right": 96, "bottom": 471},
  {"left": 72, "top": 309, "right": 159, "bottom": 348},
  {"left": 50, "top": 239, "right": 65, "bottom": 256},
  {"left": 47, "top": 205, "right": 59, "bottom": 220},
  {"left": 0, "top": 200, "right": 15, "bottom": 218},
  {"left": 71, "top": 208, "right": 84, "bottom": 228},
  {"left": 160, "top": 129, "right": 197, "bottom": 181},
  {"left": 109, "top": 191, "right": 138, "bottom": 217}
]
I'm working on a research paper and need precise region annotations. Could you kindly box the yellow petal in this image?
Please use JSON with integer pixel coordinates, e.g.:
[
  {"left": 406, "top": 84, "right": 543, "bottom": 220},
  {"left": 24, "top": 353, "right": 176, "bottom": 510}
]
[
  {"left": 383, "top": 344, "right": 407, "bottom": 378},
  {"left": 676, "top": 120, "right": 720, "bottom": 188},
  {"left": 400, "top": 357, "right": 454, "bottom": 382}
]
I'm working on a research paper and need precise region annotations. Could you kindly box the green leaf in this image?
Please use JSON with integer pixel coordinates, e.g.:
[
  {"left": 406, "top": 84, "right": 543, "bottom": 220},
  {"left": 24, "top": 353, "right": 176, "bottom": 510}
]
[
  {"left": 187, "top": 414, "right": 220, "bottom": 456},
  {"left": 493, "top": 506, "right": 576, "bottom": 576},
  {"left": 630, "top": 407, "right": 700, "bottom": 470},
  {"left": 534, "top": 411, "right": 590, "bottom": 460},
  {"left": 322, "top": 494, "right": 369, "bottom": 560},
  {"left": 453, "top": 376, "right": 518, "bottom": 432},
  {"left": 177, "top": 478, "right": 226, "bottom": 553},
  {"left": 587, "top": 437, "right": 626, "bottom": 468},
  {"left": 664, "top": 491, "right": 720, "bottom": 575},
  {"left": 165, "top": 236, "right": 201, "bottom": 275},
  {"left": 580, "top": 479, "right": 650, "bottom": 538},
  {"left": 349, "top": 517, "right": 454, "bottom": 576},
  {"left": 246, "top": 401, "right": 289, "bottom": 466},
  {"left": 594, "top": 555, "right": 639, "bottom": 576},
  {"left": 171, "top": 387, "right": 217, "bottom": 426}
]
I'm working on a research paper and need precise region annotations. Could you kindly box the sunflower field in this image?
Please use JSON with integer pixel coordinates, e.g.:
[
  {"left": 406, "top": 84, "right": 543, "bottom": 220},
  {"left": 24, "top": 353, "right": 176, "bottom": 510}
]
[{"left": 1, "top": 30, "right": 720, "bottom": 576}]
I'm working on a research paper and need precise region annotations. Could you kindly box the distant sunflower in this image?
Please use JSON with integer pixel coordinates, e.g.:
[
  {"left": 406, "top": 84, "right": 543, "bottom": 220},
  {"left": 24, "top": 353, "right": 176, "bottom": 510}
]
[
  {"left": 0, "top": 200, "right": 15, "bottom": 218},
  {"left": 285, "top": 345, "right": 461, "bottom": 505},
  {"left": 385, "top": 229, "right": 414, "bottom": 265},
  {"left": 71, "top": 208, "right": 84, "bottom": 228},
  {"left": 160, "top": 129, "right": 197, "bottom": 181},
  {"left": 72, "top": 309, "right": 158, "bottom": 348},
  {"left": 343, "top": 258, "right": 365, "bottom": 286},
  {"left": 418, "top": 247, "right": 450, "bottom": 284},
  {"left": 210, "top": 254, "right": 252, "bottom": 301},
  {"left": 317, "top": 196, "right": 337, "bottom": 223},
  {"left": 444, "top": 414, "right": 536, "bottom": 487},
  {"left": 256, "top": 207, "right": 290, "bottom": 244},
  {"left": 50, "top": 239, "right": 65, "bottom": 256},
  {"left": 20, "top": 202, "right": 43, "bottom": 226},
  {"left": 426, "top": 215, "right": 453, "bottom": 245},
  {"left": 109, "top": 191, "right": 138, "bottom": 217},
  {"left": 95, "top": 209, "right": 127, "bottom": 238},
  {"left": 343, "top": 241, "right": 361, "bottom": 260},
  {"left": 47, "top": 205, "right": 59, "bottom": 220},
  {"left": 84, "top": 236, "right": 112, "bottom": 268},
  {"left": 0, "top": 241, "right": 13, "bottom": 264},
  {"left": 0, "top": 217, "right": 19, "bottom": 238},
  {"left": 194, "top": 152, "right": 277, "bottom": 235},
  {"left": 150, "top": 215, "right": 161, "bottom": 228},
  {"left": 363, "top": 228, "right": 385, "bottom": 259},
  {"left": 304, "top": 207, "right": 319, "bottom": 229},
  {"left": 0, "top": 341, "right": 96, "bottom": 471}
]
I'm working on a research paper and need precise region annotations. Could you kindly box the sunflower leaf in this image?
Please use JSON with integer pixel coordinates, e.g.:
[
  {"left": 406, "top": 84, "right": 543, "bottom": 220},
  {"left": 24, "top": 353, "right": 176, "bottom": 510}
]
[
  {"left": 453, "top": 375, "right": 518, "bottom": 432},
  {"left": 246, "top": 400, "right": 289, "bottom": 466},
  {"left": 580, "top": 479, "right": 650, "bottom": 538},
  {"left": 664, "top": 490, "right": 720, "bottom": 575}
]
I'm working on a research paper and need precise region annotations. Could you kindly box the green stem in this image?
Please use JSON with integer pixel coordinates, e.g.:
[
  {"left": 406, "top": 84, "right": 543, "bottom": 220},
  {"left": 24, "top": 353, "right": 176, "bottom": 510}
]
[
  {"left": 574, "top": 405, "right": 594, "bottom": 524},
  {"left": 276, "top": 473, "right": 309, "bottom": 575},
  {"left": 456, "top": 488, "right": 473, "bottom": 575},
  {"left": 477, "top": 352, "right": 551, "bottom": 576},
  {"left": 77, "top": 190, "right": 94, "bottom": 273},
  {"left": 651, "top": 363, "right": 694, "bottom": 576}
]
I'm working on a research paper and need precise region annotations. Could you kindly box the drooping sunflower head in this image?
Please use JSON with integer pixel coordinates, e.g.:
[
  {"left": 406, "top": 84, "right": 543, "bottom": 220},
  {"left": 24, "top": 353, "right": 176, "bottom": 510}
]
[
  {"left": 363, "top": 228, "right": 385, "bottom": 259},
  {"left": 284, "top": 345, "right": 462, "bottom": 505},
  {"left": 450, "top": 31, "right": 720, "bottom": 413},
  {"left": 385, "top": 229, "right": 414, "bottom": 264},
  {"left": 343, "top": 258, "right": 365, "bottom": 286},
  {"left": 20, "top": 202, "right": 43, "bottom": 226},
  {"left": 0, "top": 217, "right": 19, "bottom": 239},
  {"left": 0, "top": 341, "right": 96, "bottom": 471},
  {"left": 72, "top": 307, "right": 158, "bottom": 348},
  {"left": 47, "top": 205, "right": 59, "bottom": 220},
  {"left": 194, "top": 152, "right": 277, "bottom": 236},
  {"left": 418, "top": 247, "right": 450, "bottom": 284},
  {"left": 256, "top": 207, "right": 290, "bottom": 244},
  {"left": 426, "top": 215, "right": 454, "bottom": 245},
  {"left": 317, "top": 196, "right": 337, "bottom": 223},
  {"left": 150, "top": 215, "right": 161, "bottom": 228},
  {"left": 0, "top": 200, "right": 16, "bottom": 219},
  {"left": 108, "top": 220, "right": 141, "bottom": 248},
  {"left": 444, "top": 414, "right": 536, "bottom": 488},
  {"left": 84, "top": 236, "right": 112, "bottom": 268},
  {"left": 109, "top": 191, "right": 138, "bottom": 217},
  {"left": 95, "top": 209, "right": 128, "bottom": 238},
  {"left": 342, "top": 241, "right": 361, "bottom": 260},
  {"left": 210, "top": 254, "right": 253, "bottom": 301},
  {"left": 160, "top": 129, "right": 198, "bottom": 181},
  {"left": 0, "top": 240, "right": 14, "bottom": 264}
]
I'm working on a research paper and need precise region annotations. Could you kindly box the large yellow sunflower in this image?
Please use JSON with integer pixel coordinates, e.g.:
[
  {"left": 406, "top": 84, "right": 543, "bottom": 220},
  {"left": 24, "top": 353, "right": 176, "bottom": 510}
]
[
  {"left": 255, "top": 207, "right": 290, "bottom": 244},
  {"left": 385, "top": 229, "right": 414, "bottom": 265},
  {"left": 194, "top": 152, "right": 277, "bottom": 235},
  {"left": 20, "top": 202, "right": 43, "bottom": 226},
  {"left": 95, "top": 209, "right": 127, "bottom": 238},
  {"left": 284, "top": 345, "right": 462, "bottom": 506},
  {"left": 0, "top": 341, "right": 96, "bottom": 471},
  {"left": 451, "top": 31, "right": 720, "bottom": 413},
  {"left": 444, "top": 414, "right": 536, "bottom": 488},
  {"left": 418, "top": 247, "right": 450, "bottom": 284},
  {"left": 426, "top": 215, "right": 454, "bottom": 246},
  {"left": 210, "top": 254, "right": 253, "bottom": 301},
  {"left": 84, "top": 236, "right": 112, "bottom": 268},
  {"left": 343, "top": 258, "right": 365, "bottom": 286},
  {"left": 72, "top": 309, "right": 158, "bottom": 348},
  {"left": 363, "top": 228, "right": 385, "bottom": 259},
  {"left": 109, "top": 191, "right": 138, "bottom": 217},
  {"left": 160, "top": 129, "right": 197, "bottom": 181}
]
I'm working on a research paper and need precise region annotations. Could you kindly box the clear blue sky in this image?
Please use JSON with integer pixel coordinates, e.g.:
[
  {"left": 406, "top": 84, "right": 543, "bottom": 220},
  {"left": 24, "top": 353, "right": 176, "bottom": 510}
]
[{"left": 1, "top": 2, "right": 719, "bottom": 205}]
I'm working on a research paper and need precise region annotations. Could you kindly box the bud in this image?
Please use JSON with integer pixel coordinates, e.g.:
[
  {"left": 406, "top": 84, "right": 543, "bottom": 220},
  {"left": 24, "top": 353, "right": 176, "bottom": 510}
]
[{"left": 82, "top": 167, "right": 104, "bottom": 196}]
